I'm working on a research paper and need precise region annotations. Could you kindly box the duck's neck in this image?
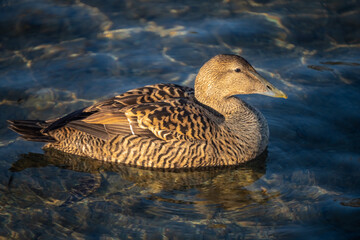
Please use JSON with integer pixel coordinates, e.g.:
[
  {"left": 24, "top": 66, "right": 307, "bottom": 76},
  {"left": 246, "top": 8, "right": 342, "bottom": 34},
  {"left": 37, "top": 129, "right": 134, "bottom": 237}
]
[{"left": 195, "top": 93, "right": 243, "bottom": 117}]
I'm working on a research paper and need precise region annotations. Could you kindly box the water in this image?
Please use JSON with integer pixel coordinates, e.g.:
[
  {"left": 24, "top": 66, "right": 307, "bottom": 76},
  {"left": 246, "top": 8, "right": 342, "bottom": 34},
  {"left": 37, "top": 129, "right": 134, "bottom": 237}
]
[{"left": 1, "top": 0, "right": 360, "bottom": 239}]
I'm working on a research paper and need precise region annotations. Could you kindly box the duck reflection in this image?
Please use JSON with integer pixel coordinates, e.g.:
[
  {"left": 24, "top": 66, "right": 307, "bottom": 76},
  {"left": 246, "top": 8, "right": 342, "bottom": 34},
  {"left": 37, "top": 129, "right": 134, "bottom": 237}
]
[{"left": 10, "top": 148, "right": 269, "bottom": 210}]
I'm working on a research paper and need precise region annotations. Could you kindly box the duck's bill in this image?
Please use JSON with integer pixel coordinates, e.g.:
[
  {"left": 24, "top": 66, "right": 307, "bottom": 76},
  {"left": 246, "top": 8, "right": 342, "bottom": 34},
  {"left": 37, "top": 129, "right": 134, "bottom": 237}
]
[
  {"left": 253, "top": 72, "right": 288, "bottom": 99},
  {"left": 262, "top": 85, "right": 288, "bottom": 99}
]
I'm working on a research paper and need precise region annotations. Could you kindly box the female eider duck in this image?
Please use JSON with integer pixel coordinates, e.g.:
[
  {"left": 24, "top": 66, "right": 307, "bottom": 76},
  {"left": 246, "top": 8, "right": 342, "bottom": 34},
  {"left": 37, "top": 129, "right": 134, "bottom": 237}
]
[{"left": 8, "top": 54, "right": 287, "bottom": 169}]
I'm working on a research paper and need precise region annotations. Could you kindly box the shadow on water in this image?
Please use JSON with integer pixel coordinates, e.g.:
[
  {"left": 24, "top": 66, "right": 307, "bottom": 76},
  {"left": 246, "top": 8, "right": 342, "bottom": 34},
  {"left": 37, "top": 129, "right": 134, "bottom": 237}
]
[{"left": 9, "top": 148, "right": 270, "bottom": 210}]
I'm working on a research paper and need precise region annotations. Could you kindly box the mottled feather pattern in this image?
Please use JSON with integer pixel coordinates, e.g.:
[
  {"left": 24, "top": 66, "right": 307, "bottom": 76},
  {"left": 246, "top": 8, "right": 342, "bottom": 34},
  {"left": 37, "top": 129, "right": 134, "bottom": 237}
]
[
  {"left": 8, "top": 86, "right": 262, "bottom": 168},
  {"left": 40, "top": 83, "right": 253, "bottom": 168},
  {"left": 46, "top": 127, "right": 241, "bottom": 168},
  {"left": 84, "top": 83, "right": 194, "bottom": 112},
  {"left": 125, "top": 98, "right": 223, "bottom": 141}
]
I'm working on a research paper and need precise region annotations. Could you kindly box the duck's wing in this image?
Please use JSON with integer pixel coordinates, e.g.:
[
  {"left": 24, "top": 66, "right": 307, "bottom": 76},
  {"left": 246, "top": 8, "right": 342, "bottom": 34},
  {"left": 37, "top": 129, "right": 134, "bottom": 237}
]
[
  {"left": 42, "top": 84, "right": 196, "bottom": 140},
  {"left": 126, "top": 98, "right": 225, "bottom": 141},
  {"left": 79, "top": 97, "right": 224, "bottom": 142},
  {"left": 84, "top": 83, "right": 194, "bottom": 112}
]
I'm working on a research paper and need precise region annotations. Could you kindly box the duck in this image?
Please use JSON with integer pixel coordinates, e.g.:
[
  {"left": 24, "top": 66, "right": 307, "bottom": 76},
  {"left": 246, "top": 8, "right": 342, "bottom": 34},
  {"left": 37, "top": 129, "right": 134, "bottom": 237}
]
[{"left": 8, "top": 54, "right": 287, "bottom": 169}]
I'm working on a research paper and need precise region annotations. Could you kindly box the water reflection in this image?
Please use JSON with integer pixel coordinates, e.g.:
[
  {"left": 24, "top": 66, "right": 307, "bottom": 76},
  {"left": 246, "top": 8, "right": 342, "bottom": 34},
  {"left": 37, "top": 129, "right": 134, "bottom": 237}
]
[
  {"left": 10, "top": 148, "right": 269, "bottom": 210},
  {"left": 2, "top": 149, "right": 275, "bottom": 238}
]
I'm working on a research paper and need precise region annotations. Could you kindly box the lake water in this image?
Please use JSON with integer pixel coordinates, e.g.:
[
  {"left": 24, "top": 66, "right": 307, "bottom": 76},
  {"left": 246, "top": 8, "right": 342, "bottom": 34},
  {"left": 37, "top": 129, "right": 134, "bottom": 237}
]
[{"left": 1, "top": 0, "right": 360, "bottom": 239}]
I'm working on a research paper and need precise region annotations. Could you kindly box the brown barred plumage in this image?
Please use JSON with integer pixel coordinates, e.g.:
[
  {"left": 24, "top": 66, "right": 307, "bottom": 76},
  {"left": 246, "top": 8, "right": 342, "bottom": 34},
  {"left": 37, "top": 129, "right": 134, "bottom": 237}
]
[{"left": 8, "top": 54, "right": 287, "bottom": 169}]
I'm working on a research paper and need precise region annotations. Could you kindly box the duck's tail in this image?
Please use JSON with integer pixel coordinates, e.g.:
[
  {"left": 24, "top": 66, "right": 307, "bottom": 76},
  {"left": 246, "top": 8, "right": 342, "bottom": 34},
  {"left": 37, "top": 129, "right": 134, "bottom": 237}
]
[{"left": 7, "top": 120, "right": 56, "bottom": 142}]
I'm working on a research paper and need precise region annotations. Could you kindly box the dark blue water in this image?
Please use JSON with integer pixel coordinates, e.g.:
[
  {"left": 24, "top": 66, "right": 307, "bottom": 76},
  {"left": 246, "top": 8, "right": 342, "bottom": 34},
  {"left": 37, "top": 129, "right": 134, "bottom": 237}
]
[{"left": 1, "top": 0, "right": 360, "bottom": 239}]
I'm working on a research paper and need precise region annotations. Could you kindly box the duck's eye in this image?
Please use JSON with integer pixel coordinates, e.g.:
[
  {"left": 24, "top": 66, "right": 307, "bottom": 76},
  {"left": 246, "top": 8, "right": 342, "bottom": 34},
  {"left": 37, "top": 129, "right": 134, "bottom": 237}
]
[{"left": 234, "top": 68, "right": 241, "bottom": 73}]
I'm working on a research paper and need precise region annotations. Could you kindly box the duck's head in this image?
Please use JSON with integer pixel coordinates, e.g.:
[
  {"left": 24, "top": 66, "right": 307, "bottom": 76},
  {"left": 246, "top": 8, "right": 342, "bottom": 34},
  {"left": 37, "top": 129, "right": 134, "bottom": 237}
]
[{"left": 195, "top": 54, "right": 287, "bottom": 102}]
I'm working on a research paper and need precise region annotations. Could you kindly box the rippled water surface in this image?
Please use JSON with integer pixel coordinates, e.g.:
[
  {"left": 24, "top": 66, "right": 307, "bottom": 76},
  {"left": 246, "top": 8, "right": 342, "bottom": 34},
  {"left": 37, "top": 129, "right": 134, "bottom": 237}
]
[{"left": 1, "top": 0, "right": 360, "bottom": 239}]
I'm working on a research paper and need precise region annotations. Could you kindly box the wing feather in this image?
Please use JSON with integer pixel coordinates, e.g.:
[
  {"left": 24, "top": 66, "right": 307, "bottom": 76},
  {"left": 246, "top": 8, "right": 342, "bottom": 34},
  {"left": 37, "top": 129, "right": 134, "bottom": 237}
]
[
  {"left": 41, "top": 83, "right": 223, "bottom": 142},
  {"left": 125, "top": 98, "right": 224, "bottom": 142}
]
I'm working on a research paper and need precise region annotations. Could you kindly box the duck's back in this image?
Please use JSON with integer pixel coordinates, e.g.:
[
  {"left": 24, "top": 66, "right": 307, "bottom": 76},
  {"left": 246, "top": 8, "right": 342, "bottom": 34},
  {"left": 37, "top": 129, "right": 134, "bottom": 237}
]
[{"left": 44, "top": 83, "right": 196, "bottom": 140}]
